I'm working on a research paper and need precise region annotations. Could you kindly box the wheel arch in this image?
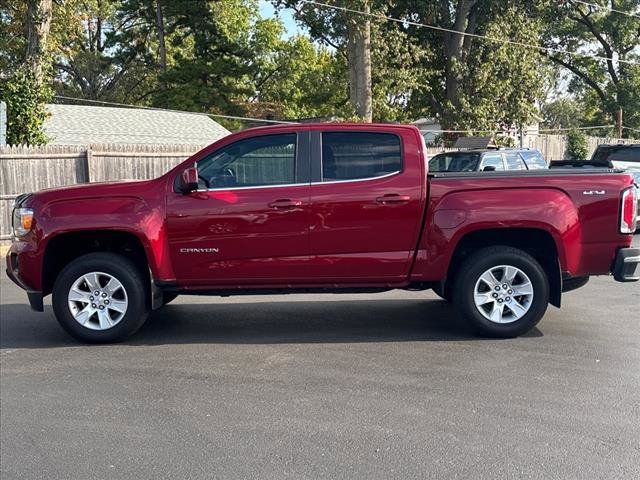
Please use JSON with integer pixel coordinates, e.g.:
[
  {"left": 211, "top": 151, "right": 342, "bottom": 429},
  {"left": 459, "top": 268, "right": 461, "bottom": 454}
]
[
  {"left": 444, "top": 227, "right": 562, "bottom": 308},
  {"left": 42, "top": 230, "right": 154, "bottom": 297}
]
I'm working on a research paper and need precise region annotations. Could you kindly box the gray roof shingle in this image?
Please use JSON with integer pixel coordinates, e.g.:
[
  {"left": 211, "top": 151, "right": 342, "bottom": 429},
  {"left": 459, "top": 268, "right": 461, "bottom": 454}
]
[{"left": 44, "top": 104, "right": 230, "bottom": 145}]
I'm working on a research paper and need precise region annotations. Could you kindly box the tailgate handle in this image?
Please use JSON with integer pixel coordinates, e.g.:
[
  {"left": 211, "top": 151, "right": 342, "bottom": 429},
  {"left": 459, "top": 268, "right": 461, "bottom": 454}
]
[
  {"left": 376, "top": 194, "right": 411, "bottom": 204},
  {"left": 268, "top": 199, "right": 302, "bottom": 209}
]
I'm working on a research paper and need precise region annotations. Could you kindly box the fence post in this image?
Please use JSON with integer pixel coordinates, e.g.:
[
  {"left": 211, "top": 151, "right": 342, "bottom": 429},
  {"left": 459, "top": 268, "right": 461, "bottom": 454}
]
[{"left": 76, "top": 146, "right": 91, "bottom": 183}]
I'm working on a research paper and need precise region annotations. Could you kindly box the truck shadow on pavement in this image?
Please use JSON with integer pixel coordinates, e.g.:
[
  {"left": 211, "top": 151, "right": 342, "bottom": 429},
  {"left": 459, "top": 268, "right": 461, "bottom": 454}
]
[{"left": 0, "top": 298, "right": 542, "bottom": 349}]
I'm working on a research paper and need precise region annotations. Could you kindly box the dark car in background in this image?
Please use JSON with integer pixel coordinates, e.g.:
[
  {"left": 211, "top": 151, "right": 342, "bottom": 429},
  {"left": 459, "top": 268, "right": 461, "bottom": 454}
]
[
  {"left": 591, "top": 144, "right": 640, "bottom": 185},
  {"left": 428, "top": 149, "right": 548, "bottom": 173},
  {"left": 592, "top": 144, "right": 640, "bottom": 229}
]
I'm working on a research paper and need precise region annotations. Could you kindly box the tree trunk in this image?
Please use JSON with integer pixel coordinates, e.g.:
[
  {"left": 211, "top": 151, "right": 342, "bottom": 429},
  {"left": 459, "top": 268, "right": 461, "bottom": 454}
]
[
  {"left": 441, "top": 0, "right": 477, "bottom": 127},
  {"left": 154, "top": 0, "right": 168, "bottom": 107},
  {"left": 346, "top": 2, "right": 372, "bottom": 122},
  {"left": 25, "top": 0, "right": 53, "bottom": 82},
  {"left": 155, "top": 1, "right": 167, "bottom": 74}
]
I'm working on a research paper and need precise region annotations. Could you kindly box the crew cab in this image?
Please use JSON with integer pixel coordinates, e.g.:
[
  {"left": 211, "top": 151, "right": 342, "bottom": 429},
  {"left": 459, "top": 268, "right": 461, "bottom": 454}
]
[
  {"left": 428, "top": 148, "right": 548, "bottom": 173},
  {"left": 6, "top": 124, "right": 639, "bottom": 343}
]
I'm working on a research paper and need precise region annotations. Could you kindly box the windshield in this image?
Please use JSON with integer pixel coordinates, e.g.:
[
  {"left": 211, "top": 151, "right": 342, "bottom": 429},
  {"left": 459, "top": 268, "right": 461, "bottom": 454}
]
[{"left": 429, "top": 153, "right": 480, "bottom": 172}]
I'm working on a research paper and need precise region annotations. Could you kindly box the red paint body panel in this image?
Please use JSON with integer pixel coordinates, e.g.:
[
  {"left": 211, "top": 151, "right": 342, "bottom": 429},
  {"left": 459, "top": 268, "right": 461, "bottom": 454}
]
[
  {"left": 5, "top": 123, "right": 636, "bottom": 299},
  {"left": 306, "top": 126, "right": 425, "bottom": 281}
]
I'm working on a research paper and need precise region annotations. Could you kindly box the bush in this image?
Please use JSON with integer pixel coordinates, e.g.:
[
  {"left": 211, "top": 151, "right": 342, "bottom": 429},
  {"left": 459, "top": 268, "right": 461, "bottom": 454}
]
[
  {"left": 0, "top": 65, "right": 52, "bottom": 145},
  {"left": 566, "top": 128, "right": 589, "bottom": 160}
]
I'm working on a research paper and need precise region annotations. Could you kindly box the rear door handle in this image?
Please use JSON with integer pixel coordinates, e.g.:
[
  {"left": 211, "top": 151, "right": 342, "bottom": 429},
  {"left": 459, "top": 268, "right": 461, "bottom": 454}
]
[
  {"left": 268, "top": 199, "right": 302, "bottom": 209},
  {"left": 376, "top": 194, "right": 411, "bottom": 204}
]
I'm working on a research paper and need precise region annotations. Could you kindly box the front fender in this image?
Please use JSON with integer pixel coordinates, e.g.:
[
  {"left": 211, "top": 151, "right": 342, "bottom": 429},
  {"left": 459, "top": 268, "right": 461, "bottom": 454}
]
[{"left": 38, "top": 196, "right": 174, "bottom": 283}]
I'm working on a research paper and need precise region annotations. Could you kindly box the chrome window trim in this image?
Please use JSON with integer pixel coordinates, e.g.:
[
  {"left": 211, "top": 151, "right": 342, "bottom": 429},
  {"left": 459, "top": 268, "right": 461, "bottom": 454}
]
[
  {"left": 318, "top": 131, "right": 403, "bottom": 184},
  {"left": 196, "top": 182, "right": 309, "bottom": 193},
  {"left": 311, "top": 170, "right": 401, "bottom": 186}
]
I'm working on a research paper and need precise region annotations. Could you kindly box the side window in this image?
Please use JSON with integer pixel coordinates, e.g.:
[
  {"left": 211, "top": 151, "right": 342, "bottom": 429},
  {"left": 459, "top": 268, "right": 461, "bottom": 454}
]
[
  {"left": 321, "top": 132, "right": 401, "bottom": 182},
  {"left": 522, "top": 152, "right": 548, "bottom": 170},
  {"left": 480, "top": 154, "right": 505, "bottom": 171},
  {"left": 197, "top": 134, "right": 296, "bottom": 189},
  {"left": 505, "top": 152, "right": 526, "bottom": 170},
  {"left": 609, "top": 148, "right": 640, "bottom": 163}
]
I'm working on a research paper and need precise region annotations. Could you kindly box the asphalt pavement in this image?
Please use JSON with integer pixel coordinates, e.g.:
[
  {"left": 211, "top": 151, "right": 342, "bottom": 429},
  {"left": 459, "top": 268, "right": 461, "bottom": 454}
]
[{"left": 1, "top": 237, "right": 639, "bottom": 479}]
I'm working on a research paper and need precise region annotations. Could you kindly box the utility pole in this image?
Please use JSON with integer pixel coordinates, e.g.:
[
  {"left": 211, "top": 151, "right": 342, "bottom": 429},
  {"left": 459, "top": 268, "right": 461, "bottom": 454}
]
[{"left": 617, "top": 108, "right": 623, "bottom": 138}]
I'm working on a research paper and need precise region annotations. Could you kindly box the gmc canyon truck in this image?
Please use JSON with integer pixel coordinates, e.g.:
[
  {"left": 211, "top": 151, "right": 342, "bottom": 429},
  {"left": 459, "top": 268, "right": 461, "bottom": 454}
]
[{"left": 6, "top": 124, "right": 640, "bottom": 343}]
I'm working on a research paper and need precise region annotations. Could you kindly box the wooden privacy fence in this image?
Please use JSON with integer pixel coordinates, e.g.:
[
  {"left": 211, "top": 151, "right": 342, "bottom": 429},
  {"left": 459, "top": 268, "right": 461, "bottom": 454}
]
[
  {"left": 0, "top": 143, "right": 205, "bottom": 240},
  {"left": 0, "top": 134, "right": 637, "bottom": 241}
]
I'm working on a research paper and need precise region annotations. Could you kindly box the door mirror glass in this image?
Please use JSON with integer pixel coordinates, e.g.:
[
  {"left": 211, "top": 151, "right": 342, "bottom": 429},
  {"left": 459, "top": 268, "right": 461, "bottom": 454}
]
[
  {"left": 483, "top": 165, "right": 497, "bottom": 172},
  {"left": 180, "top": 166, "right": 199, "bottom": 193}
]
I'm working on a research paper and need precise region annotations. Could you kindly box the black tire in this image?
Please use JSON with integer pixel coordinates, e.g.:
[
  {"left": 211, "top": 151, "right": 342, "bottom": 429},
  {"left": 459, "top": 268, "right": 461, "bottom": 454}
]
[
  {"left": 432, "top": 282, "right": 452, "bottom": 303},
  {"left": 162, "top": 293, "right": 179, "bottom": 305},
  {"left": 52, "top": 252, "right": 149, "bottom": 343},
  {"left": 452, "top": 246, "right": 549, "bottom": 338}
]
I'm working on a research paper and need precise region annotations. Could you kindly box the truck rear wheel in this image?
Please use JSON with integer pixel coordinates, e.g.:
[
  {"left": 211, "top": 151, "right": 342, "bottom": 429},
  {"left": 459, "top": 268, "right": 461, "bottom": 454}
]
[
  {"left": 52, "top": 252, "right": 149, "bottom": 343},
  {"left": 453, "top": 246, "right": 549, "bottom": 338}
]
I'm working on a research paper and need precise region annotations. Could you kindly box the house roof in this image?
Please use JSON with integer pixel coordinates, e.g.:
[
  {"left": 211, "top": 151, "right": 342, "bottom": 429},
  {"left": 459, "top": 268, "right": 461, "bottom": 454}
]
[{"left": 44, "top": 104, "right": 230, "bottom": 145}]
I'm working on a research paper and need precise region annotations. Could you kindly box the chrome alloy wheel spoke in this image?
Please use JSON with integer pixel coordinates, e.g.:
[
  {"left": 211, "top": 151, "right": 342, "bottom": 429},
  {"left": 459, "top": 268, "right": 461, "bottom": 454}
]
[
  {"left": 473, "top": 265, "right": 534, "bottom": 324},
  {"left": 67, "top": 272, "right": 128, "bottom": 331}
]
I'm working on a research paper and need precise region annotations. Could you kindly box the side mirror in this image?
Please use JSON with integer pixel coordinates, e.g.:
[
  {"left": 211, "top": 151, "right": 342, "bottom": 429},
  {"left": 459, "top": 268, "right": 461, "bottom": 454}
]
[
  {"left": 180, "top": 167, "right": 199, "bottom": 193},
  {"left": 483, "top": 165, "right": 497, "bottom": 172}
]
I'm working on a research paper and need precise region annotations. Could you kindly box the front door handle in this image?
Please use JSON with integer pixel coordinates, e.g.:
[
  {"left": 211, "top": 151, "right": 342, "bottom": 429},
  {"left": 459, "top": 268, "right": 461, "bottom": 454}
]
[
  {"left": 268, "top": 199, "right": 302, "bottom": 209},
  {"left": 376, "top": 194, "right": 411, "bottom": 204}
]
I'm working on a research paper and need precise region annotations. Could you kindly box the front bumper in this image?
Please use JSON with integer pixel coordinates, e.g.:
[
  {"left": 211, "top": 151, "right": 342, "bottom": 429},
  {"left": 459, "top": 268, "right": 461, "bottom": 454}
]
[
  {"left": 5, "top": 250, "right": 44, "bottom": 311},
  {"left": 612, "top": 248, "right": 640, "bottom": 282}
]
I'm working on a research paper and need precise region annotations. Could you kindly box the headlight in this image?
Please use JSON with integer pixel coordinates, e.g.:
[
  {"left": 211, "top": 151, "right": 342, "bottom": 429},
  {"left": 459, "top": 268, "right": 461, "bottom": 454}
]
[{"left": 12, "top": 207, "right": 34, "bottom": 237}]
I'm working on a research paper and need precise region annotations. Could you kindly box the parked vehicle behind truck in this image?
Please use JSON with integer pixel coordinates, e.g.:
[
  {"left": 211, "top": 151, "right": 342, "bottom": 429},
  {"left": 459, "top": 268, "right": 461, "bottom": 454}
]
[
  {"left": 428, "top": 148, "right": 548, "bottom": 173},
  {"left": 6, "top": 124, "right": 639, "bottom": 343}
]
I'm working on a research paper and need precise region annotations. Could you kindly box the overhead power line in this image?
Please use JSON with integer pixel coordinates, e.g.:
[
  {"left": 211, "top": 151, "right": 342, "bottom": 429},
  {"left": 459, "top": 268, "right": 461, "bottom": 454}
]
[
  {"left": 300, "top": 0, "right": 639, "bottom": 65},
  {"left": 53, "top": 95, "right": 296, "bottom": 125},
  {"left": 569, "top": 0, "right": 640, "bottom": 20},
  {"left": 418, "top": 125, "right": 615, "bottom": 135}
]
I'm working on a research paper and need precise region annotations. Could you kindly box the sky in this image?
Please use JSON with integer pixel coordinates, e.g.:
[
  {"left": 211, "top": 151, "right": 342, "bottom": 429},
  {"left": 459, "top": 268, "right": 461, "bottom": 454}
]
[{"left": 259, "top": 1, "right": 304, "bottom": 38}]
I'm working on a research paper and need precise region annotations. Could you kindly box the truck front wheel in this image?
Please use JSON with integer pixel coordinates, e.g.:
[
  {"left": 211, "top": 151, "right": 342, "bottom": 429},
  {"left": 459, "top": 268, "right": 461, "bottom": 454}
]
[
  {"left": 52, "top": 252, "right": 149, "bottom": 343},
  {"left": 453, "top": 246, "right": 549, "bottom": 338}
]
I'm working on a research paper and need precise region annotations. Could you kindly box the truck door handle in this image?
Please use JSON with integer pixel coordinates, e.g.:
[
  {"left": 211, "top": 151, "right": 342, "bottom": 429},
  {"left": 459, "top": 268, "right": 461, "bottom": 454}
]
[
  {"left": 268, "top": 199, "right": 302, "bottom": 209},
  {"left": 376, "top": 194, "right": 411, "bottom": 204}
]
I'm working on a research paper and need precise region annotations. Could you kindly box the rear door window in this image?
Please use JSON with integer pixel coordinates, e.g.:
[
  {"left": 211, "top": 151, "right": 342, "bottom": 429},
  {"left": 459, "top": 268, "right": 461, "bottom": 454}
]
[{"left": 321, "top": 132, "right": 402, "bottom": 182}]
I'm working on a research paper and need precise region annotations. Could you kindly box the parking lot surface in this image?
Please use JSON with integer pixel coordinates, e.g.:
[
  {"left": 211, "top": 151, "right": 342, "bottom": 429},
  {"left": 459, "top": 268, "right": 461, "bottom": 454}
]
[{"left": 1, "top": 237, "right": 639, "bottom": 479}]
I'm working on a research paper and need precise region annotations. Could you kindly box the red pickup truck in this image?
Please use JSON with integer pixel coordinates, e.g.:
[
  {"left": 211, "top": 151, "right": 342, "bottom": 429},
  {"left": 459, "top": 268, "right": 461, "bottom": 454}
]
[{"left": 6, "top": 124, "right": 639, "bottom": 342}]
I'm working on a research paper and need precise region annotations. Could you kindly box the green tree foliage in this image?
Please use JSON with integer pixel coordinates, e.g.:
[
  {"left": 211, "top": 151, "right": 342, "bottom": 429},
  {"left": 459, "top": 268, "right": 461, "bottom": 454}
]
[
  {"left": 274, "top": 0, "right": 433, "bottom": 122},
  {"left": 544, "top": 0, "right": 640, "bottom": 134},
  {"left": 566, "top": 128, "right": 589, "bottom": 160},
  {"left": 387, "top": 0, "right": 549, "bottom": 131},
  {"left": 0, "top": 64, "right": 52, "bottom": 145},
  {"left": 541, "top": 98, "right": 586, "bottom": 130}
]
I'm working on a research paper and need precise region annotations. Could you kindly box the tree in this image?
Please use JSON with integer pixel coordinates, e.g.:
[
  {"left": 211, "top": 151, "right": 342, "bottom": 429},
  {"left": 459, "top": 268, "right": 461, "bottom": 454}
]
[
  {"left": 251, "top": 35, "right": 352, "bottom": 119},
  {"left": 388, "top": 0, "right": 548, "bottom": 132},
  {"left": 273, "top": 0, "right": 432, "bottom": 122},
  {"left": 541, "top": 97, "right": 586, "bottom": 130},
  {"left": 544, "top": 0, "right": 640, "bottom": 135},
  {"left": 566, "top": 128, "right": 589, "bottom": 160},
  {"left": 25, "top": 0, "right": 53, "bottom": 82},
  {"left": 0, "top": 65, "right": 52, "bottom": 145}
]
